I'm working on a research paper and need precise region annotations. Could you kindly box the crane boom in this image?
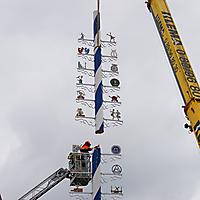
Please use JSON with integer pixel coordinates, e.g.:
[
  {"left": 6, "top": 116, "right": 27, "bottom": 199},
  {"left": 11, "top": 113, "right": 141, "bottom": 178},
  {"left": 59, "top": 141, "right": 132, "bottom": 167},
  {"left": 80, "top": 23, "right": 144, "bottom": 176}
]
[
  {"left": 18, "top": 168, "right": 71, "bottom": 200},
  {"left": 146, "top": 0, "right": 200, "bottom": 148}
]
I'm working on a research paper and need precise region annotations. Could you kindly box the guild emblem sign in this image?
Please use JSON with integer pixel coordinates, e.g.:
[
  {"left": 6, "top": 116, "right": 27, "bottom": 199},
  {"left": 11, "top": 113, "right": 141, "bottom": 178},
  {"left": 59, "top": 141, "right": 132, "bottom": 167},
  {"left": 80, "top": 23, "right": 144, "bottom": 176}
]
[
  {"left": 72, "top": 145, "right": 80, "bottom": 152},
  {"left": 112, "top": 164, "right": 122, "bottom": 175},
  {"left": 111, "top": 145, "right": 121, "bottom": 154},
  {"left": 111, "top": 64, "right": 118, "bottom": 72},
  {"left": 110, "top": 78, "right": 120, "bottom": 87}
]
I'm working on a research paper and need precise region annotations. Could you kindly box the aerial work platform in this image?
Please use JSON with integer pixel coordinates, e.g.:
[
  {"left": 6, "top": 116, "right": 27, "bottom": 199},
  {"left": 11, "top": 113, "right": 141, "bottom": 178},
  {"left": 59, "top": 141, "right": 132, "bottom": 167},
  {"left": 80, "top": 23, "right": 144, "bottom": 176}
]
[{"left": 68, "top": 152, "right": 92, "bottom": 186}]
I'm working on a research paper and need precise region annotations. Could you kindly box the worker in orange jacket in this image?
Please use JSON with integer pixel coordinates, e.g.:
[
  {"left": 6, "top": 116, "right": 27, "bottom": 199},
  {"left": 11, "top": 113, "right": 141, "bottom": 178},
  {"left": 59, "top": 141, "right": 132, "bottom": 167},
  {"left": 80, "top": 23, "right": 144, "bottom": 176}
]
[
  {"left": 80, "top": 141, "right": 93, "bottom": 153},
  {"left": 80, "top": 141, "right": 100, "bottom": 152}
]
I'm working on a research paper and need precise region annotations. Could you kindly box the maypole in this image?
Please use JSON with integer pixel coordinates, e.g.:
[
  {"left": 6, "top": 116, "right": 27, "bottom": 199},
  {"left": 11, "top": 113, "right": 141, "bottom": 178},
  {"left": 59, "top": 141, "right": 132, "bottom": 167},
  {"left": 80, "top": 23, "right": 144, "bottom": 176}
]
[
  {"left": 92, "top": 147, "right": 101, "bottom": 200},
  {"left": 76, "top": 0, "right": 123, "bottom": 131},
  {"left": 94, "top": 0, "right": 104, "bottom": 134}
]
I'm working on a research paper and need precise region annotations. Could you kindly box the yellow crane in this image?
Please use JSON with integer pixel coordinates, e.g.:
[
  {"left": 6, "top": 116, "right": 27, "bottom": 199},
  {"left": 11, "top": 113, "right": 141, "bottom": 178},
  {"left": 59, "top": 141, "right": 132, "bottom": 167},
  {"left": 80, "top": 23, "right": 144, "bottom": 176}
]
[{"left": 146, "top": 0, "right": 200, "bottom": 148}]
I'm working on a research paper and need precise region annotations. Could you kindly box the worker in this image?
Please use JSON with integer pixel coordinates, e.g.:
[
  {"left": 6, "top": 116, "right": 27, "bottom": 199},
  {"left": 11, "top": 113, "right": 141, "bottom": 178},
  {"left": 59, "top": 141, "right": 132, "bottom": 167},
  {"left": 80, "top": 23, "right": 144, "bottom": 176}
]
[
  {"left": 80, "top": 140, "right": 98, "bottom": 168},
  {"left": 80, "top": 141, "right": 93, "bottom": 153}
]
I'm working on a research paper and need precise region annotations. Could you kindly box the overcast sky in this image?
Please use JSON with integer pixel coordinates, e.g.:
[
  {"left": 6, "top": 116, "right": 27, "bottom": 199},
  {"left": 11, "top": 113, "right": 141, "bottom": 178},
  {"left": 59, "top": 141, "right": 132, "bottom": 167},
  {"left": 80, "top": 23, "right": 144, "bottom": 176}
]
[{"left": 1, "top": 0, "right": 200, "bottom": 200}]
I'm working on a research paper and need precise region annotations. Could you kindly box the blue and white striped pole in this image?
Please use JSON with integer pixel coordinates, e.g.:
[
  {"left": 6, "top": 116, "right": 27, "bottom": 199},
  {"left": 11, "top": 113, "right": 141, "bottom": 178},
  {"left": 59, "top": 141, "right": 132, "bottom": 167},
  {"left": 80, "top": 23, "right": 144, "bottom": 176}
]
[
  {"left": 92, "top": 147, "right": 101, "bottom": 200},
  {"left": 94, "top": 0, "right": 104, "bottom": 134}
]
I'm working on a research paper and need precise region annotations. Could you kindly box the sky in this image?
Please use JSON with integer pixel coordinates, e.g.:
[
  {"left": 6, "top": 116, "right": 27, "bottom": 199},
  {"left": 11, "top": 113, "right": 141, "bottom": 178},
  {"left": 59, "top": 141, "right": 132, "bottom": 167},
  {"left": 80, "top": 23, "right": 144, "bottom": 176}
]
[{"left": 0, "top": 0, "right": 200, "bottom": 200}]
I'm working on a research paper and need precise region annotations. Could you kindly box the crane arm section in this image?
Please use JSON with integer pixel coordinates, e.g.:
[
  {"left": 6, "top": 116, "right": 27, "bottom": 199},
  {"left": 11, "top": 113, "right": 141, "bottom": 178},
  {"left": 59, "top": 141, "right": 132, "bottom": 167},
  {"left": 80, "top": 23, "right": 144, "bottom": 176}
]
[
  {"left": 18, "top": 168, "right": 71, "bottom": 200},
  {"left": 147, "top": 0, "right": 200, "bottom": 147}
]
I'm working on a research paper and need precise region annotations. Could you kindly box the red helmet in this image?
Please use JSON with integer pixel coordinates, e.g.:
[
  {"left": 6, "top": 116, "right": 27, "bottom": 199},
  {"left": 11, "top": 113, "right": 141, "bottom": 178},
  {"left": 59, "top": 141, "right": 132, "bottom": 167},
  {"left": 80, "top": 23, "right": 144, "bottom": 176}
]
[{"left": 85, "top": 141, "right": 91, "bottom": 146}]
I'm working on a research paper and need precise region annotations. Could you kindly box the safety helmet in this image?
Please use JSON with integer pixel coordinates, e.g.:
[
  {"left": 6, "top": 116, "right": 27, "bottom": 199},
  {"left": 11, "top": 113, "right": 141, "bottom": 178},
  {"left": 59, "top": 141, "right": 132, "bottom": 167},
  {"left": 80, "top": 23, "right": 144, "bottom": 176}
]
[{"left": 85, "top": 141, "right": 91, "bottom": 146}]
